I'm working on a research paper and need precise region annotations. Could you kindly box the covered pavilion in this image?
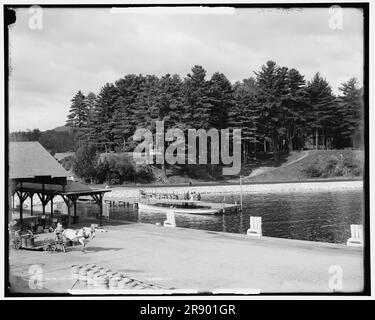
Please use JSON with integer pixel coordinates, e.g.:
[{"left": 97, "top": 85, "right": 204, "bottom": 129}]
[{"left": 9, "top": 141, "right": 111, "bottom": 227}]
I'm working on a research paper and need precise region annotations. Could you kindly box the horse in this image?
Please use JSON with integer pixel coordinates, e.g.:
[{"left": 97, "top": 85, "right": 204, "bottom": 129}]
[{"left": 62, "top": 225, "right": 96, "bottom": 253}]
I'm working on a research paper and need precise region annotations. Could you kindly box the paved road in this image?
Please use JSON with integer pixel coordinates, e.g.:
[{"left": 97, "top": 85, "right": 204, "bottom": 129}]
[{"left": 8, "top": 222, "right": 363, "bottom": 294}]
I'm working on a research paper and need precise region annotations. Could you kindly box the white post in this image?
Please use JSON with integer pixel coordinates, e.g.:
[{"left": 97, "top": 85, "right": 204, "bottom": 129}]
[
  {"left": 56, "top": 201, "right": 68, "bottom": 215},
  {"left": 347, "top": 224, "right": 363, "bottom": 246},
  {"left": 240, "top": 175, "right": 243, "bottom": 210},
  {"left": 247, "top": 216, "right": 262, "bottom": 237},
  {"left": 103, "top": 203, "right": 110, "bottom": 220},
  {"left": 163, "top": 210, "right": 176, "bottom": 227}
]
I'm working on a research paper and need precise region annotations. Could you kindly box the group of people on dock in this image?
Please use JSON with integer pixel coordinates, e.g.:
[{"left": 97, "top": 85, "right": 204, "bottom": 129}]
[
  {"left": 139, "top": 190, "right": 202, "bottom": 201},
  {"left": 184, "top": 191, "right": 201, "bottom": 201}
]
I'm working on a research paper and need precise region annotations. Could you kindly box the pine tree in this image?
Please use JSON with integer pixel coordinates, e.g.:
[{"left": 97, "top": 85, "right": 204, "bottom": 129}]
[
  {"left": 92, "top": 83, "right": 119, "bottom": 151},
  {"left": 335, "top": 78, "right": 363, "bottom": 148},
  {"left": 66, "top": 90, "right": 90, "bottom": 146},
  {"left": 207, "top": 72, "right": 233, "bottom": 130},
  {"left": 230, "top": 77, "right": 259, "bottom": 161},
  {"left": 80, "top": 92, "right": 97, "bottom": 143},
  {"left": 182, "top": 65, "right": 213, "bottom": 130},
  {"left": 66, "top": 91, "right": 87, "bottom": 128},
  {"left": 136, "top": 74, "right": 160, "bottom": 130},
  {"left": 112, "top": 74, "right": 146, "bottom": 150},
  {"left": 282, "top": 68, "right": 308, "bottom": 151},
  {"left": 305, "top": 73, "right": 337, "bottom": 149},
  {"left": 254, "top": 61, "right": 289, "bottom": 160},
  {"left": 152, "top": 74, "right": 184, "bottom": 129}
]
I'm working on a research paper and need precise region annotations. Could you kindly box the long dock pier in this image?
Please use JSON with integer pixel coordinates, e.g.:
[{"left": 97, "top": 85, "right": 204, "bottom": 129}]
[{"left": 96, "top": 190, "right": 241, "bottom": 214}]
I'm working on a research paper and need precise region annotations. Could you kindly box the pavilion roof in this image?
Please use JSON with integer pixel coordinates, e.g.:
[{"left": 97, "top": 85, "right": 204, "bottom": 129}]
[
  {"left": 15, "top": 180, "right": 111, "bottom": 196},
  {"left": 9, "top": 141, "right": 69, "bottom": 179}
]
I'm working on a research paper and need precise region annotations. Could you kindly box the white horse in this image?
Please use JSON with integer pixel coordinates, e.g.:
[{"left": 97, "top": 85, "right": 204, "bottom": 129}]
[{"left": 62, "top": 225, "right": 96, "bottom": 253}]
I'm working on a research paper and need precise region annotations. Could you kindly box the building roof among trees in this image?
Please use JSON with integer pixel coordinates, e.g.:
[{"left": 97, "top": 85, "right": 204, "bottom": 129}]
[{"left": 9, "top": 141, "right": 69, "bottom": 179}]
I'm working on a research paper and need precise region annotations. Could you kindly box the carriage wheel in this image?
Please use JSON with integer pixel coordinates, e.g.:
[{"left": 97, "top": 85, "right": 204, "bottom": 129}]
[{"left": 14, "top": 239, "right": 21, "bottom": 250}]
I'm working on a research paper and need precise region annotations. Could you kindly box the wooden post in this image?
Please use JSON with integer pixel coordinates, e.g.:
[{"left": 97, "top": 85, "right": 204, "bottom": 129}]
[
  {"left": 50, "top": 196, "right": 54, "bottom": 221},
  {"left": 18, "top": 192, "right": 23, "bottom": 224},
  {"left": 19, "top": 182, "right": 23, "bottom": 224},
  {"left": 42, "top": 184, "right": 46, "bottom": 215},
  {"left": 30, "top": 193, "right": 33, "bottom": 216},
  {"left": 67, "top": 201, "right": 71, "bottom": 228},
  {"left": 73, "top": 200, "right": 77, "bottom": 223},
  {"left": 99, "top": 194, "right": 103, "bottom": 227}
]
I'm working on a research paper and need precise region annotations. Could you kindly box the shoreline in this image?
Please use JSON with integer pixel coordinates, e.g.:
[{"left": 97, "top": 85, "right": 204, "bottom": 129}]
[{"left": 106, "top": 179, "right": 363, "bottom": 200}]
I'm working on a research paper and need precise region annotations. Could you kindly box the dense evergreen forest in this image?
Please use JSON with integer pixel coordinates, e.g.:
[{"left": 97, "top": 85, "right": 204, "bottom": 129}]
[
  {"left": 66, "top": 61, "right": 363, "bottom": 158},
  {"left": 10, "top": 61, "right": 363, "bottom": 183}
]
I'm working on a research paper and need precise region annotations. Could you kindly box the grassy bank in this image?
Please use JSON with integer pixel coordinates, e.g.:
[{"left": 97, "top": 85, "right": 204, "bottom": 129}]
[
  {"left": 81, "top": 149, "right": 363, "bottom": 187},
  {"left": 244, "top": 149, "right": 363, "bottom": 182}
]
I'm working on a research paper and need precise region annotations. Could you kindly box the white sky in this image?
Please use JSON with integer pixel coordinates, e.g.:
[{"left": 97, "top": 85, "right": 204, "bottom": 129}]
[{"left": 8, "top": 7, "right": 364, "bottom": 131}]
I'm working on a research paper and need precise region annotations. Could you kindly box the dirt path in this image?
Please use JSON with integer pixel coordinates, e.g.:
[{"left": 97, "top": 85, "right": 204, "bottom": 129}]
[{"left": 247, "top": 151, "right": 310, "bottom": 178}]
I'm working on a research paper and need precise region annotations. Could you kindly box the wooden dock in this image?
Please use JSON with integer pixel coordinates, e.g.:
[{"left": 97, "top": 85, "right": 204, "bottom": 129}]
[{"left": 83, "top": 190, "right": 242, "bottom": 214}]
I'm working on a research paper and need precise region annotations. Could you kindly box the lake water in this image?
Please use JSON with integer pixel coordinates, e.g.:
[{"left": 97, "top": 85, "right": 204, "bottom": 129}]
[{"left": 81, "top": 190, "right": 364, "bottom": 244}]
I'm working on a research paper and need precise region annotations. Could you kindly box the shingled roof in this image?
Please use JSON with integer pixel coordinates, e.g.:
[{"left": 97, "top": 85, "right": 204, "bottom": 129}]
[{"left": 9, "top": 141, "right": 69, "bottom": 179}]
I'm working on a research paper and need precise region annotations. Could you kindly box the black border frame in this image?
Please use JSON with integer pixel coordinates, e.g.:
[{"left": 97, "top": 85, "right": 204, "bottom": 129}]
[{"left": 3, "top": 2, "right": 370, "bottom": 298}]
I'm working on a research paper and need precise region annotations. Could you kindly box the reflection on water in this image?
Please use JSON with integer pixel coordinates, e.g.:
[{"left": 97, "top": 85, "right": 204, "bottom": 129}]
[{"left": 79, "top": 190, "right": 363, "bottom": 244}]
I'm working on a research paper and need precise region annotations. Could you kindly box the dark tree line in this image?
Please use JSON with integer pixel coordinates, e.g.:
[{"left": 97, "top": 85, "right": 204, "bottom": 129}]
[
  {"left": 65, "top": 61, "right": 363, "bottom": 162},
  {"left": 9, "top": 128, "right": 75, "bottom": 155}
]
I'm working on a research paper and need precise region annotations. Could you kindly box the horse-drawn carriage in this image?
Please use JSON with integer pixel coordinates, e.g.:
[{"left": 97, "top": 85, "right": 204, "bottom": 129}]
[
  {"left": 11, "top": 229, "right": 35, "bottom": 250},
  {"left": 9, "top": 223, "right": 96, "bottom": 253}
]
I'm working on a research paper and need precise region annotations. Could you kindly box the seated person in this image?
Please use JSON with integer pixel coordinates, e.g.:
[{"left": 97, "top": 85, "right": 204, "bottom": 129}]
[{"left": 54, "top": 222, "right": 64, "bottom": 241}]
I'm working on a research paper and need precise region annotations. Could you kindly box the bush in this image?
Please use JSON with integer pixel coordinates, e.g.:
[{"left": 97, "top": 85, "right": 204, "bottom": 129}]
[
  {"left": 94, "top": 154, "right": 135, "bottom": 184},
  {"left": 303, "top": 165, "right": 322, "bottom": 178},
  {"left": 74, "top": 150, "right": 155, "bottom": 185},
  {"left": 135, "top": 165, "right": 154, "bottom": 182},
  {"left": 72, "top": 144, "right": 98, "bottom": 182},
  {"left": 352, "top": 167, "right": 362, "bottom": 176},
  {"left": 60, "top": 155, "right": 75, "bottom": 171}
]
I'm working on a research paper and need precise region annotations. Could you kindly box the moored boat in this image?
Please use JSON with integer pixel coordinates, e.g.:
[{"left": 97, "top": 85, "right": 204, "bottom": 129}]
[{"left": 137, "top": 199, "right": 220, "bottom": 215}]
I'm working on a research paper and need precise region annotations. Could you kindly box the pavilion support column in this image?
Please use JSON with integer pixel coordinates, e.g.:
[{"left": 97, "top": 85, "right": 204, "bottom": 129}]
[
  {"left": 16, "top": 190, "right": 29, "bottom": 226},
  {"left": 30, "top": 193, "right": 33, "bottom": 216},
  {"left": 17, "top": 192, "right": 23, "bottom": 225},
  {"left": 18, "top": 182, "right": 23, "bottom": 224},
  {"left": 99, "top": 197, "right": 103, "bottom": 227},
  {"left": 67, "top": 203, "right": 71, "bottom": 228},
  {"left": 91, "top": 193, "right": 104, "bottom": 227},
  {"left": 50, "top": 195, "right": 54, "bottom": 226},
  {"left": 61, "top": 195, "right": 72, "bottom": 228},
  {"left": 70, "top": 196, "right": 79, "bottom": 224},
  {"left": 42, "top": 184, "right": 46, "bottom": 215}
]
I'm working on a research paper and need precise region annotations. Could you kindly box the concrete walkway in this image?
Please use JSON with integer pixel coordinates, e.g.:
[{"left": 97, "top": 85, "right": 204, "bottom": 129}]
[{"left": 8, "top": 222, "right": 363, "bottom": 294}]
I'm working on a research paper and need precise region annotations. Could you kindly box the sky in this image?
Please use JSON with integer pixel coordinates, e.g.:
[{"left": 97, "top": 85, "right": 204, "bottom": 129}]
[{"left": 8, "top": 6, "right": 364, "bottom": 131}]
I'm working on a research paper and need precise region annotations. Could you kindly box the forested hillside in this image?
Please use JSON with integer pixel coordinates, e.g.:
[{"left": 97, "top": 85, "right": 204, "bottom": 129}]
[
  {"left": 9, "top": 127, "right": 75, "bottom": 155},
  {"left": 66, "top": 61, "right": 363, "bottom": 158},
  {"left": 10, "top": 61, "right": 364, "bottom": 184}
]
